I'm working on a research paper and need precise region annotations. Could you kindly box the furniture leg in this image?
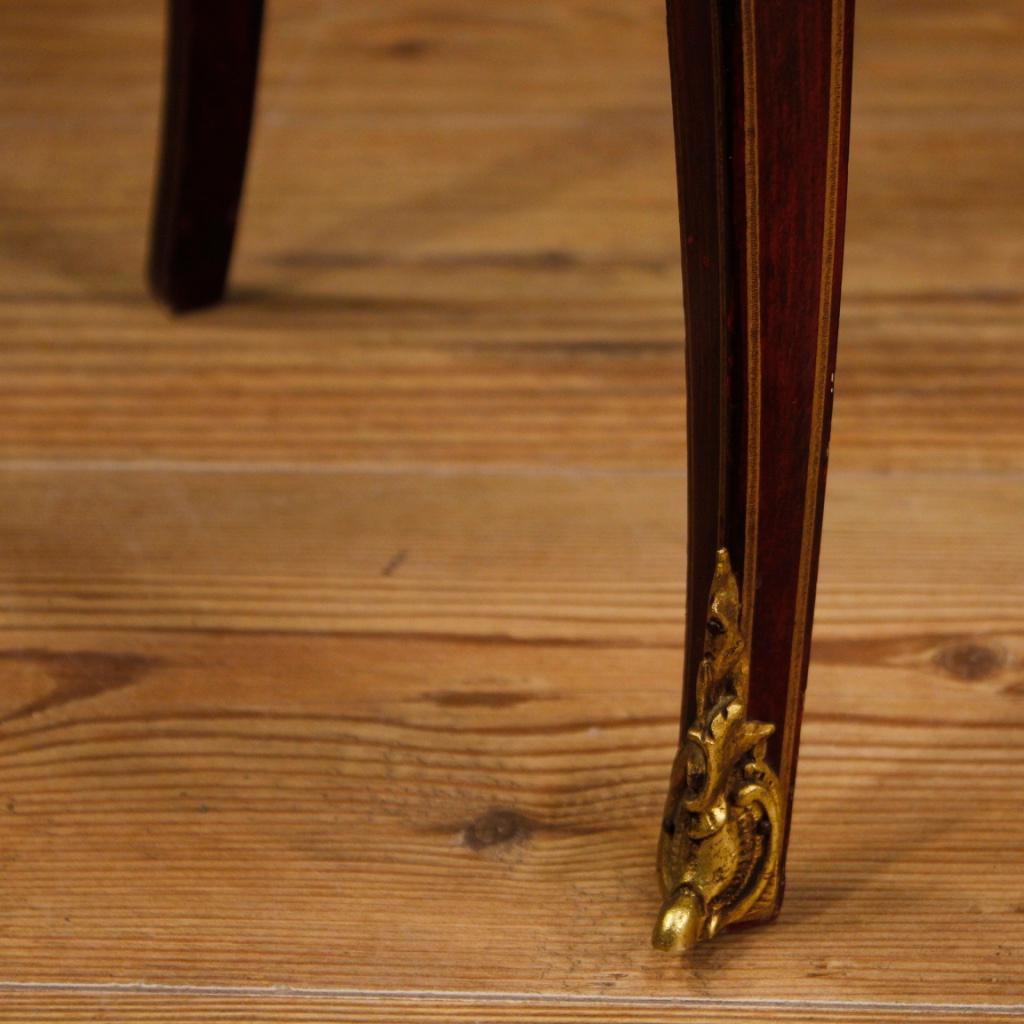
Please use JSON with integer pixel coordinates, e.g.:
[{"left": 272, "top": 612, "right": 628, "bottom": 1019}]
[
  {"left": 654, "top": 0, "right": 855, "bottom": 952},
  {"left": 148, "top": 0, "right": 264, "bottom": 312}
]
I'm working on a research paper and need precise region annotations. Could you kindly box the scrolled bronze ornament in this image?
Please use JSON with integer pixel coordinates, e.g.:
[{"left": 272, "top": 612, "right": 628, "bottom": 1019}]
[{"left": 653, "top": 548, "right": 782, "bottom": 952}]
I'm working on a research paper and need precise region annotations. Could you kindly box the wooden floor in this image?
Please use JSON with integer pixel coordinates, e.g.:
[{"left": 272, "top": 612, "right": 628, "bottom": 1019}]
[{"left": 1, "top": 1, "right": 1022, "bottom": 1020}]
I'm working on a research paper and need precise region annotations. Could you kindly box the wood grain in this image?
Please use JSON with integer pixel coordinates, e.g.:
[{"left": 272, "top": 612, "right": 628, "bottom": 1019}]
[
  {"left": 0, "top": 0, "right": 1022, "bottom": 1019},
  {"left": 0, "top": 625, "right": 1021, "bottom": 1001},
  {"left": 1, "top": 468, "right": 1022, "bottom": 642}
]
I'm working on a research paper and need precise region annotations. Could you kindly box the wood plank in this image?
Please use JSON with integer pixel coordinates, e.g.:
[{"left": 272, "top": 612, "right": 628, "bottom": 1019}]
[
  {"left": 1, "top": 296, "right": 1021, "bottom": 471},
  {"left": 0, "top": 467, "right": 1018, "bottom": 681},
  {"left": 0, "top": 467, "right": 1022, "bottom": 642},
  {"left": 0, "top": 466, "right": 686, "bottom": 642}
]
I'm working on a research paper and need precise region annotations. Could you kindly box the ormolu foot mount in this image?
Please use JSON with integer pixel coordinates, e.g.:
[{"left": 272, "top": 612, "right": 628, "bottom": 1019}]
[{"left": 654, "top": 550, "right": 780, "bottom": 952}]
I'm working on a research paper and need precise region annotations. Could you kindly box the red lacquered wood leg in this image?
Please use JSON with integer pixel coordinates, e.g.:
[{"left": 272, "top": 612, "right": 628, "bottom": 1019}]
[
  {"left": 148, "top": 0, "right": 264, "bottom": 312},
  {"left": 654, "top": 0, "right": 855, "bottom": 952}
]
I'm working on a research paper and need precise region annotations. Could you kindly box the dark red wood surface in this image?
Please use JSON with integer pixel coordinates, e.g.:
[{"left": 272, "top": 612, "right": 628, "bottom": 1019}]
[
  {"left": 666, "top": 0, "right": 855, "bottom": 918},
  {"left": 148, "top": 0, "right": 264, "bottom": 312}
]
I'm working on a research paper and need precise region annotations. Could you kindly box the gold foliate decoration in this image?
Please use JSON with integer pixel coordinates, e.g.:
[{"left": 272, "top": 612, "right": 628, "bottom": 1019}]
[{"left": 653, "top": 548, "right": 782, "bottom": 953}]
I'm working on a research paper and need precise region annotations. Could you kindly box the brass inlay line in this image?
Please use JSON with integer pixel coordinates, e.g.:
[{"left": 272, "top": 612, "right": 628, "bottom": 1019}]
[
  {"left": 739, "top": 0, "right": 762, "bottom": 640},
  {"left": 781, "top": 0, "right": 847, "bottom": 795}
]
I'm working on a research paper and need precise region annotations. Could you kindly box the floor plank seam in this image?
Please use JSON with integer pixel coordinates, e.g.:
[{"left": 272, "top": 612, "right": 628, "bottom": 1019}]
[
  {"left": 0, "top": 981, "right": 1020, "bottom": 1015},
  {"left": 1, "top": 459, "right": 1021, "bottom": 482},
  {"left": 0, "top": 458, "right": 688, "bottom": 479}
]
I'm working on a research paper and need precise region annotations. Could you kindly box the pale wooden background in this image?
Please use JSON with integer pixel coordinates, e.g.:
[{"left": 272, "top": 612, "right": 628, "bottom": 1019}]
[{"left": 0, "top": 1, "right": 1022, "bottom": 1021}]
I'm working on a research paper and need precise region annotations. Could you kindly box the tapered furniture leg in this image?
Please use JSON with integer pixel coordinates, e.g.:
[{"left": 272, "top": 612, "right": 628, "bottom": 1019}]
[
  {"left": 653, "top": 0, "right": 855, "bottom": 952},
  {"left": 148, "top": 0, "right": 265, "bottom": 312}
]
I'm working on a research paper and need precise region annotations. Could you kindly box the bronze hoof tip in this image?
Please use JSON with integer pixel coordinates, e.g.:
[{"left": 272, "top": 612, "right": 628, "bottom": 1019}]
[{"left": 652, "top": 886, "right": 707, "bottom": 952}]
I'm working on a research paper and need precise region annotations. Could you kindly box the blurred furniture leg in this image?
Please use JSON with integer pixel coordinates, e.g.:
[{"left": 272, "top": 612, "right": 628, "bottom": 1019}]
[
  {"left": 149, "top": 0, "right": 264, "bottom": 312},
  {"left": 654, "top": 0, "right": 854, "bottom": 951}
]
